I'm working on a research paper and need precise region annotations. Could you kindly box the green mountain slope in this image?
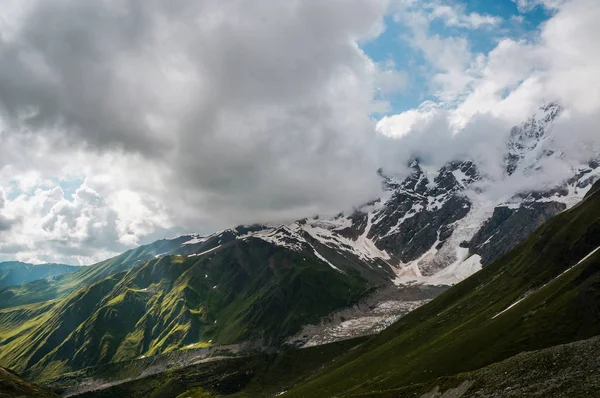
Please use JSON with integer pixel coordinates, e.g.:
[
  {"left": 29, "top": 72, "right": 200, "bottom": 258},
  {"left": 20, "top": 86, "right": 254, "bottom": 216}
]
[
  {"left": 0, "top": 238, "right": 376, "bottom": 381},
  {"left": 0, "top": 261, "right": 78, "bottom": 288},
  {"left": 283, "top": 180, "right": 600, "bottom": 397},
  {"left": 358, "top": 334, "right": 600, "bottom": 398},
  {"left": 0, "top": 366, "right": 59, "bottom": 398}
]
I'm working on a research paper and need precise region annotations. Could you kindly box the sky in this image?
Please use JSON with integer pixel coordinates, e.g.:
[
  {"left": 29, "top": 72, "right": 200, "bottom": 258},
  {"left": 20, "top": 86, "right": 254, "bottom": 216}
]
[{"left": 0, "top": 0, "right": 598, "bottom": 264}]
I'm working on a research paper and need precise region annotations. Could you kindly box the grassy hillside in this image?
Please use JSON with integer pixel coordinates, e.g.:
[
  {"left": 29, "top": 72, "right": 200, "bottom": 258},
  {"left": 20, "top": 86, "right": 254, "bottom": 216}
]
[
  {"left": 357, "top": 334, "right": 600, "bottom": 398},
  {"left": 0, "top": 238, "right": 374, "bottom": 381},
  {"left": 0, "top": 366, "right": 59, "bottom": 398},
  {"left": 283, "top": 181, "right": 600, "bottom": 397}
]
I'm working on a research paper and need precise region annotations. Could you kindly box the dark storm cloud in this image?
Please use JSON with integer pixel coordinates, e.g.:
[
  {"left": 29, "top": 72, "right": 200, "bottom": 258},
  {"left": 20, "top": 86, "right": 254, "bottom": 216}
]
[{"left": 0, "top": 0, "right": 394, "bottom": 227}]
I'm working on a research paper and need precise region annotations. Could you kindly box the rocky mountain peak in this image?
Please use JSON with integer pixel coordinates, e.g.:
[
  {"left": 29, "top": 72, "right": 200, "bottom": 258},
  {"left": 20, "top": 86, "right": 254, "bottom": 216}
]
[{"left": 505, "top": 102, "right": 563, "bottom": 175}]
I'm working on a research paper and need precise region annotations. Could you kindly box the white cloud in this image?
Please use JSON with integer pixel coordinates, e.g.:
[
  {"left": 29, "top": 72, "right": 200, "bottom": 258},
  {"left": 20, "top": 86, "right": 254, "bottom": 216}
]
[
  {"left": 429, "top": 4, "right": 503, "bottom": 29},
  {"left": 391, "top": 1, "right": 499, "bottom": 105},
  {"left": 380, "top": 0, "right": 600, "bottom": 196},
  {"left": 0, "top": 0, "right": 402, "bottom": 263},
  {"left": 376, "top": 101, "right": 439, "bottom": 138}
]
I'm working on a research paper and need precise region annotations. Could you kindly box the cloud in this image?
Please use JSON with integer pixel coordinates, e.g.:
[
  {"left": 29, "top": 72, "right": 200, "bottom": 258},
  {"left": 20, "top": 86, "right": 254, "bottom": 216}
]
[
  {"left": 0, "top": 176, "right": 182, "bottom": 264},
  {"left": 0, "top": 188, "right": 17, "bottom": 232},
  {"left": 390, "top": 1, "right": 493, "bottom": 104},
  {"left": 380, "top": 0, "right": 600, "bottom": 196},
  {"left": 0, "top": 0, "right": 400, "bottom": 263},
  {"left": 429, "top": 4, "right": 503, "bottom": 29},
  {"left": 376, "top": 101, "right": 439, "bottom": 138}
]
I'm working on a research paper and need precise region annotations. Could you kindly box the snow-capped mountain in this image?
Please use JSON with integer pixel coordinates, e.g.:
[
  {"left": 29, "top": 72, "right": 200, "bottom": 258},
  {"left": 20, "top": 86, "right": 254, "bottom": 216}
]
[{"left": 174, "top": 103, "right": 600, "bottom": 288}]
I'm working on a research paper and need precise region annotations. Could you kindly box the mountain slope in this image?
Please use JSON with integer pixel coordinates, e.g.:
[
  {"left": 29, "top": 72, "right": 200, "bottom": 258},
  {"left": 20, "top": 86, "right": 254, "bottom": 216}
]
[
  {"left": 0, "top": 237, "right": 379, "bottom": 380},
  {"left": 0, "top": 366, "right": 59, "bottom": 398},
  {"left": 0, "top": 262, "right": 78, "bottom": 288},
  {"left": 354, "top": 334, "right": 600, "bottom": 398},
  {"left": 283, "top": 179, "right": 600, "bottom": 397}
]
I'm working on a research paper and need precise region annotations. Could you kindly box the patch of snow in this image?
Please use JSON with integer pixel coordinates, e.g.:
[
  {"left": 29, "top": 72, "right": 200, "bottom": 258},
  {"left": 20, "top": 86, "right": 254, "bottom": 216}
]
[
  {"left": 381, "top": 203, "right": 423, "bottom": 238},
  {"left": 452, "top": 169, "right": 469, "bottom": 187},
  {"left": 492, "top": 294, "right": 529, "bottom": 319},
  {"left": 353, "top": 212, "right": 391, "bottom": 261},
  {"left": 492, "top": 245, "right": 600, "bottom": 319},
  {"left": 393, "top": 191, "right": 493, "bottom": 286},
  {"left": 302, "top": 216, "right": 390, "bottom": 264},
  {"left": 182, "top": 234, "right": 211, "bottom": 245},
  {"left": 246, "top": 226, "right": 307, "bottom": 252},
  {"left": 428, "top": 254, "right": 482, "bottom": 286},
  {"left": 312, "top": 248, "right": 343, "bottom": 273},
  {"left": 189, "top": 245, "right": 221, "bottom": 257}
]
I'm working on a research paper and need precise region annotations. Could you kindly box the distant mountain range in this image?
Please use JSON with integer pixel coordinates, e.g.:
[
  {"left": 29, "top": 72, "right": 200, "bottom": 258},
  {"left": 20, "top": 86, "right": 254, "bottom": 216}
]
[
  {"left": 0, "top": 261, "right": 78, "bottom": 288},
  {"left": 0, "top": 103, "right": 599, "bottom": 389}
]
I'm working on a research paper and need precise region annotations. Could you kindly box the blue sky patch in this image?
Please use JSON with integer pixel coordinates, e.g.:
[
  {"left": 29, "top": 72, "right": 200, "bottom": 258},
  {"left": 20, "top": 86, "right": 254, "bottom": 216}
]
[{"left": 361, "top": 0, "right": 553, "bottom": 115}]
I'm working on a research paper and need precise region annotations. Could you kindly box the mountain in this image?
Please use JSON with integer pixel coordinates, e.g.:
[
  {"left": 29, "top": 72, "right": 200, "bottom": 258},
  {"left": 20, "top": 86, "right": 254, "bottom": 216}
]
[
  {"left": 0, "top": 104, "right": 598, "bottom": 383},
  {"left": 0, "top": 366, "right": 59, "bottom": 398},
  {"left": 0, "top": 261, "right": 79, "bottom": 289},
  {"left": 281, "top": 178, "right": 600, "bottom": 397}
]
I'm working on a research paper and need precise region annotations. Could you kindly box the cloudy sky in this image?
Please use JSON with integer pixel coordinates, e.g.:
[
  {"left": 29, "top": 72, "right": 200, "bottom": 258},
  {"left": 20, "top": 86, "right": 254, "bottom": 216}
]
[{"left": 0, "top": 0, "right": 598, "bottom": 264}]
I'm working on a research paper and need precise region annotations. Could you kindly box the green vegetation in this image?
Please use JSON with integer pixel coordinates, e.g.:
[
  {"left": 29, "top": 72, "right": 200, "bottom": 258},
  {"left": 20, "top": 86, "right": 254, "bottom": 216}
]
[
  {"left": 175, "top": 388, "right": 214, "bottom": 398},
  {"left": 0, "top": 366, "right": 59, "bottom": 398},
  {"left": 356, "top": 334, "right": 600, "bottom": 398}
]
